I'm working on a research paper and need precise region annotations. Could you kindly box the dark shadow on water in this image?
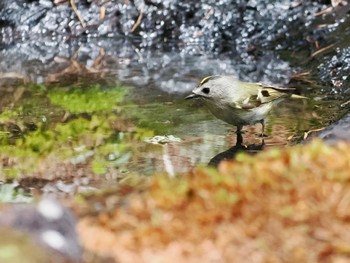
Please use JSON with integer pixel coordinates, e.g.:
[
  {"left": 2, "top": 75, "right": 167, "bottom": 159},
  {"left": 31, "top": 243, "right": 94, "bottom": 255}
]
[{"left": 208, "top": 133, "right": 265, "bottom": 167}]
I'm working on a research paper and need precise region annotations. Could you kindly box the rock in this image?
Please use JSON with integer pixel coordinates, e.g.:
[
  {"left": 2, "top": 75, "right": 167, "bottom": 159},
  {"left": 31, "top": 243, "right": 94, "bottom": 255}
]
[
  {"left": 0, "top": 198, "right": 82, "bottom": 262},
  {"left": 316, "top": 112, "right": 350, "bottom": 143}
]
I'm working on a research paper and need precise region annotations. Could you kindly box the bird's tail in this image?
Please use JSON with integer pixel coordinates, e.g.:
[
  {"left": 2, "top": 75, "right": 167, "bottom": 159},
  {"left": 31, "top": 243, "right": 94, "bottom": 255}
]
[{"left": 290, "top": 94, "right": 308, "bottom": 99}]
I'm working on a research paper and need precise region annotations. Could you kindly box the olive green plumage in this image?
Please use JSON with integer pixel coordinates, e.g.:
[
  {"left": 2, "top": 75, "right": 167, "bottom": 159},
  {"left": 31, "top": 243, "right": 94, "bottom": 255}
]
[{"left": 185, "top": 75, "right": 306, "bottom": 134}]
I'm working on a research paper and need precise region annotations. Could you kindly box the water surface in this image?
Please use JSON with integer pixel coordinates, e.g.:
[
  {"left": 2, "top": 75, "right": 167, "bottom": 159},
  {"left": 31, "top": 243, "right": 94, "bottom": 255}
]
[{"left": 0, "top": 40, "right": 344, "bottom": 195}]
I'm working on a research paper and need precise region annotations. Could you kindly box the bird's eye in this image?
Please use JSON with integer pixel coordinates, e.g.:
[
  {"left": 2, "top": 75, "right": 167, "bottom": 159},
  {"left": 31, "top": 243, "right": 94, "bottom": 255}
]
[{"left": 202, "top": 87, "right": 210, "bottom": 94}]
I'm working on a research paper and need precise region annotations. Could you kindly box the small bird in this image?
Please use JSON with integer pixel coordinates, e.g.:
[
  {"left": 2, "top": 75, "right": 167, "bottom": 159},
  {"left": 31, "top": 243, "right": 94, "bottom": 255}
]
[{"left": 185, "top": 75, "right": 306, "bottom": 135}]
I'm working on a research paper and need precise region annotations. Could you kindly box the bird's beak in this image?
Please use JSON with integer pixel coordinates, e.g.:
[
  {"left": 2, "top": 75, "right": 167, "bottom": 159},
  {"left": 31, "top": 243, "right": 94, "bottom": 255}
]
[{"left": 185, "top": 93, "right": 200, "bottom": 100}]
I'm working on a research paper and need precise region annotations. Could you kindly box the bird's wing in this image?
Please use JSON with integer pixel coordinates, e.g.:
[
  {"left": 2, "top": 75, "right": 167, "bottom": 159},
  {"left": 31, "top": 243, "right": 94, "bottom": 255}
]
[
  {"left": 229, "top": 82, "right": 263, "bottom": 110},
  {"left": 240, "top": 95, "right": 262, "bottom": 109},
  {"left": 257, "top": 86, "right": 289, "bottom": 104},
  {"left": 258, "top": 84, "right": 308, "bottom": 100},
  {"left": 228, "top": 83, "right": 291, "bottom": 110},
  {"left": 229, "top": 93, "right": 262, "bottom": 110}
]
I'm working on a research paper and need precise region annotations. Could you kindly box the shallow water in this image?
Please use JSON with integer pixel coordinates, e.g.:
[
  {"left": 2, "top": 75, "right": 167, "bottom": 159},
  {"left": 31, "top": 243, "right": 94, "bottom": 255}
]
[
  {"left": 0, "top": 40, "right": 345, "bottom": 195},
  {"left": 123, "top": 88, "right": 321, "bottom": 175}
]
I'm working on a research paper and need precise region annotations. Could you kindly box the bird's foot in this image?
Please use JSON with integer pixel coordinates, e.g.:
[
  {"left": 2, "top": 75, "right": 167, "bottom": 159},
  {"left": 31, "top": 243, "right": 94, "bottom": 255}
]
[{"left": 235, "top": 128, "right": 245, "bottom": 134}]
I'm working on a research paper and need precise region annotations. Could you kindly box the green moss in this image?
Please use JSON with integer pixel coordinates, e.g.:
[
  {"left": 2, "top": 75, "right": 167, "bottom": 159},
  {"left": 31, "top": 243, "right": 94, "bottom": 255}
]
[
  {"left": 48, "top": 86, "right": 127, "bottom": 114},
  {"left": 17, "top": 129, "right": 55, "bottom": 154},
  {"left": 92, "top": 160, "right": 108, "bottom": 175},
  {"left": 0, "top": 83, "right": 146, "bottom": 178},
  {"left": 0, "top": 109, "right": 19, "bottom": 122}
]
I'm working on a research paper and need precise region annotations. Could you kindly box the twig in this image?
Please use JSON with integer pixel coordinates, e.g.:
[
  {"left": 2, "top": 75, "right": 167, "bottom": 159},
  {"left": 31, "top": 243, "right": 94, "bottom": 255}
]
[
  {"left": 100, "top": 6, "right": 105, "bottom": 20},
  {"left": 341, "top": 100, "right": 350, "bottom": 108},
  {"left": 315, "top": 7, "right": 333, "bottom": 16},
  {"left": 70, "top": 0, "right": 86, "bottom": 28},
  {"left": 303, "top": 127, "right": 325, "bottom": 140},
  {"left": 131, "top": 5, "right": 144, "bottom": 33},
  {"left": 62, "top": 111, "right": 71, "bottom": 122},
  {"left": 292, "top": 72, "right": 310, "bottom": 78},
  {"left": 331, "top": 0, "right": 343, "bottom": 7},
  {"left": 310, "top": 44, "right": 335, "bottom": 57},
  {"left": 204, "top": 7, "right": 214, "bottom": 20},
  {"left": 0, "top": 72, "right": 29, "bottom": 82},
  {"left": 290, "top": 72, "right": 314, "bottom": 83}
]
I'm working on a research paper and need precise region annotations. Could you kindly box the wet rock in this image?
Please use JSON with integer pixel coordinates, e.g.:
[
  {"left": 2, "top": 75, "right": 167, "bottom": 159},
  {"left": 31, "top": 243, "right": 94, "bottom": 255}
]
[
  {"left": 316, "top": 112, "right": 350, "bottom": 143},
  {"left": 0, "top": 37, "right": 294, "bottom": 93},
  {"left": 0, "top": 227, "right": 63, "bottom": 263},
  {"left": 0, "top": 1, "right": 328, "bottom": 52},
  {"left": 0, "top": 198, "right": 82, "bottom": 262},
  {"left": 0, "top": 0, "right": 348, "bottom": 93},
  {"left": 318, "top": 47, "right": 350, "bottom": 93}
]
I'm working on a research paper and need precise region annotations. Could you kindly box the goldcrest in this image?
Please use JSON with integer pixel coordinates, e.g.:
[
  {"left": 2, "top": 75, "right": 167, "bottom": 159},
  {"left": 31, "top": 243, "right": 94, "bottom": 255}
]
[{"left": 185, "top": 75, "right": 306, "bottom": 134}]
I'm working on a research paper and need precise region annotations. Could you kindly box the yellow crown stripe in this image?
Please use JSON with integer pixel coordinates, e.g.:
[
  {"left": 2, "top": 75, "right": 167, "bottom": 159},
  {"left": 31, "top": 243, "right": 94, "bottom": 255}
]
[{"left": 200, "top": 75, "right": 216, "bottom": 85}]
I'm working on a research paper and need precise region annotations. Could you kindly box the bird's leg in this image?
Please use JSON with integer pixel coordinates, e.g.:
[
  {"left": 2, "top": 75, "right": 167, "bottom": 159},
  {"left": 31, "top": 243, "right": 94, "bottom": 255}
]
[
  {"left": 258, "top": 120, "right": 267, "bottom": 138},
  {"left": 236, "top": 132, "right": 243, "bottom": 146},
  {"left": 236, "top": 125, "right": 244, "bottom": 134}
]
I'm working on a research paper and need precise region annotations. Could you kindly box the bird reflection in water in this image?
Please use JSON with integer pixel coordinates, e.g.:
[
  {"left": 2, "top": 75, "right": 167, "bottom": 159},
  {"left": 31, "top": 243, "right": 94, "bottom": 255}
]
[{"left": 208, "top": 133, "right": 265, "bottom": 167}]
